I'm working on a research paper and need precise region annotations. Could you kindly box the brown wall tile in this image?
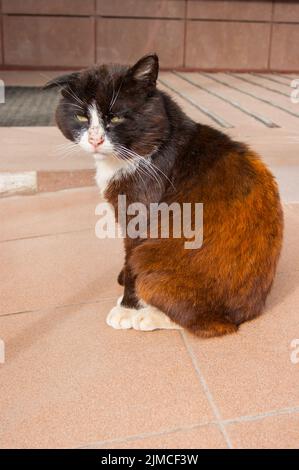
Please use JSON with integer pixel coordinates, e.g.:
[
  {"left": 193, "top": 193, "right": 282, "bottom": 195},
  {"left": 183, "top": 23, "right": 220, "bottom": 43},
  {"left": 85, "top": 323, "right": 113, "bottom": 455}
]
[
  {"left": 0, "top": 19, "right": 3, "bottom": 65},
  {"left": 97, "top": 0, "right": 185, "bottom": 18},
  {"left": 273, "top": 1, "right": 299, "bottom": 22},
  {"left": 185, "top": 21, "right": 271, "bottom": 69},
  {"left": 270, "top": 23, "right": 299, "bottom": 70},
  {"left": 3, "top": 16, "right": 95, "bottom": 67},
  {"left": 187, "top": 0, "right": 273, "bottom": 21},
  {"left": 2, "top": 0, "right": 95, "bottom": 15},
  {"left": 96, "top": 18, "right": 184, "bottom": 67}
]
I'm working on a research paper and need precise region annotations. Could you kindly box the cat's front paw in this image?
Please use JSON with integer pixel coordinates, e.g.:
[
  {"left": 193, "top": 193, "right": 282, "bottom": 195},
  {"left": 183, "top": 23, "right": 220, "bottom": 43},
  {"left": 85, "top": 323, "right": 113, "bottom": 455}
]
[
  {"left": 132, "top": 306, "right": 182, "bottom": 331},
  {"left": 131, "top": 309, "right": 157, "bottom": 331},
  {"left": 106, "top": 305, "right": 137, "bottom": 329}
]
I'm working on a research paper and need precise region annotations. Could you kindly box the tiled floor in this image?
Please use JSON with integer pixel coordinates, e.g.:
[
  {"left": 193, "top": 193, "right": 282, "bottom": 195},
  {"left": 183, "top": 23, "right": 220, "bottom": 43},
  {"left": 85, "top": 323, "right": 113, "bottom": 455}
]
[{"left": 0, "top": 72, "right": 299, "bottom": 449}]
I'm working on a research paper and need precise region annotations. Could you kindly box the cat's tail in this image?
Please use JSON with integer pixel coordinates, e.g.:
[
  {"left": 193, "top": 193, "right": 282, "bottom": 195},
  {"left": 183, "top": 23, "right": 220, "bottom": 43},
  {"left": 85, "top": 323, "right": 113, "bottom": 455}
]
[
  {"left": 134, "top": 273, "right": 239, "bottom": 338},
  {"left": 190, "top": 319, "right": 238, "bottom": 338}
]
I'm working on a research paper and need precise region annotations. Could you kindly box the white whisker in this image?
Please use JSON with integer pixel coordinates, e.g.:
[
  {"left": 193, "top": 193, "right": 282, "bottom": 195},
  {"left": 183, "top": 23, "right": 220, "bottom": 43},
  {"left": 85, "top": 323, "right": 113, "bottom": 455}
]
[
  {"left": 115, "top": 144, "right": 175, "bottom": 190},
  {"left": 109, "top": 77, "right": 125, "bottom": 111}
]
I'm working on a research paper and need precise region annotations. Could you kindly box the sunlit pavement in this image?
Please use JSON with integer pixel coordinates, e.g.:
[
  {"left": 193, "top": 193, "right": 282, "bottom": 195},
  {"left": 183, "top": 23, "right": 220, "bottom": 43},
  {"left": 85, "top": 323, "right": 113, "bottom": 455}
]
[{"left": 0, "top": 71, "right": 299, "bottom": 448}]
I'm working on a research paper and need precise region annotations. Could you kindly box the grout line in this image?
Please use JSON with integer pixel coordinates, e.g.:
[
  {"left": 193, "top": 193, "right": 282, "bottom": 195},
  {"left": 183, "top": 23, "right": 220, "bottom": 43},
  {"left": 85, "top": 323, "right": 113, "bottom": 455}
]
[
  {"left": 0, "top": 0, "right": 5, "bottom": 65},
  {"left": 251, "top": 72, "right": 292, "bottom": 87},
  {"left": 275, "top": 73, "right": 299, "bottom": 82},
  {"left": 77, "top": 404, "right": 299, "bottom": 449},
  {"left": 0, "top": 309, "right": 35, "bottom": 318},
  {"left": 2, "top": 12, "right": 299, "bottom": 26},
  {"left": 223, "top": 405, "right": 299, "bottom": 426},
  {"left": 180, "top": 331, "right": 233, "bottom": 449},
  {"left": 78, "top": 15, "right": 185, "bottom": 21},
  {"left": 205, "top": 71, "right": 299, "bottom": 120},
  {"left": 158, "top": 78, "right": 233, "bottom": 128},
  {"left": 175, "top": 71, "right": 279, "bottom": 128},
  {"left": 93, "top": 0, "right": 97, "bottom": 65},
  {"left": 187, "top": 18, "right": 299, "bottom": 25},
  {"left": 5, "top": 13, "right": 93, "bottom": 19},
  {"left": 4, "top": 13, "right": 185, "bottom": 21},
  {"left": 267, "top": 0, "right": 275, "bottom": 70},
  {"left": 182, "top": 0, "right": 188, "bottom": 68},
  {"left": 77, "top": 420, "right": 217, "bottom": 449},
  {"left": 0, "top": 296, "right": 119, "bottom": 318},
  {"left": 229, "top": 72, "right": 289, "bottom": 97},
  {"left": 0, "top": 227, "right": 93, "bottom": 244}
]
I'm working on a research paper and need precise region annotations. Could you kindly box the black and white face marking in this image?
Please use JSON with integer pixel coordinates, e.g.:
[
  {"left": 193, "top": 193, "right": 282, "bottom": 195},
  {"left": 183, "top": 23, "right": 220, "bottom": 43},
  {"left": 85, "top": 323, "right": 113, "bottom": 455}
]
[
  {"left": 78, "top": 101, "right": 114, "bottom": 160},
  {"left": 48, "top": 55, "right": 169, "bottom": 192}
]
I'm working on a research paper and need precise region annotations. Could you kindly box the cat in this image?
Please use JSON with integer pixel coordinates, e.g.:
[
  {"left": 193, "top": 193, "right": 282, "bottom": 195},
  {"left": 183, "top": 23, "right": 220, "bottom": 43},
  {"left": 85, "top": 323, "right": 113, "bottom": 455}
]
[{"left": 45, "top": 54, "right": 283, "bottom": 337}]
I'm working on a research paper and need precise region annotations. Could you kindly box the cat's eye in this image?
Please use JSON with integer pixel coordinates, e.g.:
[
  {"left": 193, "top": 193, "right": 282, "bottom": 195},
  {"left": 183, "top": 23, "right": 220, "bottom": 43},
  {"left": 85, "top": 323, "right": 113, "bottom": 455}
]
[
  {"left": 110, "top": 116, "right": 124, "bottom": 124},
  {"left": 76, "top": 115, "right": 88, "bottom": 122}
]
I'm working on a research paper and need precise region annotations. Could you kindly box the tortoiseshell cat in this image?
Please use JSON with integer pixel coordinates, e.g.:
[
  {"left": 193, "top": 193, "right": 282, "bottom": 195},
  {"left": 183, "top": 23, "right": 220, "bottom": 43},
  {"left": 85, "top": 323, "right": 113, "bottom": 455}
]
[{"left": 46, "top": 54, "right": 283, "bottom": 337}]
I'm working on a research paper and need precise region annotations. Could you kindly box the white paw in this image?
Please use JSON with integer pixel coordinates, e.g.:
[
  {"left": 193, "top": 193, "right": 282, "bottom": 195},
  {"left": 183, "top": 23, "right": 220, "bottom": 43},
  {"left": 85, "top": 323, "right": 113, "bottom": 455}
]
[
  {"left": 106, "top": 305, "right": 137, "bottom": 329},
  {"left": 132, "top": 306, "right": 182, "bottom": 331}
]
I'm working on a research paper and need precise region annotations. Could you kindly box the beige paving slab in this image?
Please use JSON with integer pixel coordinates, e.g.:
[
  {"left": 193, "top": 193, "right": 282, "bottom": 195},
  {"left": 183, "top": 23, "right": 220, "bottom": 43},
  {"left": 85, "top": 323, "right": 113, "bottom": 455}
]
[
  {"left": 0, "top": 70, "right": 76, "bottom": 87},
  {"left": 158, "top": 81, "right": 219, "bottom": 128},
  {"left": 0, "top": 127, "right": 95, "bottom": 172},
  {"left": 37, "top": 169, "right": 95, "bottom": 193},
  {"left": 183, "top": 268, "right": 299, "bottom": 420},
  {"left": 87, "top": 424, "right": 227, "bottom": 449},
  {"left": 241, "top": 73, "right": 292, "bottom": 95},
  {"left": 227, "top": 73, "right": 292, "bottom": 103},
  {"left": 270, "top": 166, "right": 299, "bottom": 203},
  {"left": 227, "top": 128, "right": 299, "bottom": 166},
  {"left": 202, "top": 72, "right": 299, "bottom": 131},
  {"left": 257, "top": 74, "right": 292, "bottom": 85},
  {"left": 278, "top": 204, "right": 299, "bottom": 273},
  {"left": 0, "top": 187, "right": 100, "bottom": 241},
  {"left": 161, "top": 72, "right": 258, "bottom": 128},
  {"left": 216, "top": 73, "right": 299, "bottom": 129},
  {"left": 0, "top": 301, "right": 214, "bottom": 448},
  {"left": 224, "top": 129, "right": 299, "bottom": 203},
  {"left": 0, "top": 230, "right": 124, "bottom": 315},
  {"left": 227, "top": 413, "right": 299, "bottom": 449}
]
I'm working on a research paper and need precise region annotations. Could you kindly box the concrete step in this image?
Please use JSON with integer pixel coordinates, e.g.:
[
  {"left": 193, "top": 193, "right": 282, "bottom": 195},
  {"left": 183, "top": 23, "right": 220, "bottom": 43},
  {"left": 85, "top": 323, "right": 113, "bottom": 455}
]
[{"left": 0, "top": 126, "right": 96, "bottom": 197}]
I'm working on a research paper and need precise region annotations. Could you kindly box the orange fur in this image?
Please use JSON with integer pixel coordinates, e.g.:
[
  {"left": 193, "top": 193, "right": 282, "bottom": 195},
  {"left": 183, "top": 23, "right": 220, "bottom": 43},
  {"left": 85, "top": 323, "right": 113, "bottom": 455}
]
[{"left": 128, "top": 148, "right": 283, "bottom": 337}]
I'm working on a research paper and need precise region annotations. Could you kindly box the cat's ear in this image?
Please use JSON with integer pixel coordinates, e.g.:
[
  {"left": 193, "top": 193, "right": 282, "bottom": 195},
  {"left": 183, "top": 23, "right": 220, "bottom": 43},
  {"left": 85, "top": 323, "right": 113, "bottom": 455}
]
[
  {"left": 43, "top": 72, "right": 80, "bottom": 90},
  {"left": 129, "top": 54, "right": 159, "bottom": 86}
]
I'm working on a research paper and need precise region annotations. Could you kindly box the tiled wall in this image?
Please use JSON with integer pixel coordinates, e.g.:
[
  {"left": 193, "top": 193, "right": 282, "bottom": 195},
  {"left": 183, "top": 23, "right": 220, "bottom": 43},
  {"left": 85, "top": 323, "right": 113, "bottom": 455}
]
[{"left": 0, "top": 0, "right": 298, "bottom": 71}]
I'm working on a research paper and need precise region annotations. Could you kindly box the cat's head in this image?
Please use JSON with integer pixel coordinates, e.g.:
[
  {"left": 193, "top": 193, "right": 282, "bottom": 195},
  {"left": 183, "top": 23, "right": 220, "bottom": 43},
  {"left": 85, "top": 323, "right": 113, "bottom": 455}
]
[{"left": 45, "top": 54, "right": 169, "bottom": 162}]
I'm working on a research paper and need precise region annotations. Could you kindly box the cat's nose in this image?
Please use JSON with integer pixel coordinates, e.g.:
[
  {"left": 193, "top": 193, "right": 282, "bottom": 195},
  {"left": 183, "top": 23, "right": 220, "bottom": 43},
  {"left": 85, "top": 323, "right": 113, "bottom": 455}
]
[{"left": 88, "top": 133, "right": 104, "bottom": 148}]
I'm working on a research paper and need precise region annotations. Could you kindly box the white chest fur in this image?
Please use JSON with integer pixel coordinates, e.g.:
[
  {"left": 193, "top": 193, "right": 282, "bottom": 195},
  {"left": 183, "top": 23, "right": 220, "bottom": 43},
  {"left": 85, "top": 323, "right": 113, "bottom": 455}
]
[{"left": 94, "top": 155, "right": 131, "bottom": 195}]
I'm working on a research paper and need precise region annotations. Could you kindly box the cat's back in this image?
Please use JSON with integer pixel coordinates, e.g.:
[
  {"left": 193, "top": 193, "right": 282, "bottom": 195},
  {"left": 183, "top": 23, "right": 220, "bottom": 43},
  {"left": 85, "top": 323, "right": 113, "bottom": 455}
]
[{"left": 180, "top": 123, "right": 280, "bottom": 206}]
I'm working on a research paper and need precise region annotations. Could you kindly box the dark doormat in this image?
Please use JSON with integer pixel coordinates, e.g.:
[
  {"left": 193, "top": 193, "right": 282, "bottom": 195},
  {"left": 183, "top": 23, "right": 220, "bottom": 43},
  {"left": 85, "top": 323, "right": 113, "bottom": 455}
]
[{"left": 0, "top": 87, "right": 60, "bottom": 126}]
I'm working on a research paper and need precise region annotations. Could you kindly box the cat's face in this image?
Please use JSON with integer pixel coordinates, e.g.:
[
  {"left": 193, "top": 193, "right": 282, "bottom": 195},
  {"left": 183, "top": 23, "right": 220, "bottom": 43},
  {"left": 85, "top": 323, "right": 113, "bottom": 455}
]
[{"left": 45, "top": 54, "right": 169, "bottom": 163}]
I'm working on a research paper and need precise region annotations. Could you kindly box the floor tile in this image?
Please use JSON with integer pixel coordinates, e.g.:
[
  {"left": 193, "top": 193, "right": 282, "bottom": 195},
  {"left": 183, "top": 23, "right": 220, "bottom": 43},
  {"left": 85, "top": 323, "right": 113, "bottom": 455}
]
[
  {"left": 184, "top": 269, "right": 299, "bottom": 419},
  {"left": 0, "top": 70, "right": 76, "bottom": 87},
  {"left": 278, "top": 204, "right": 299, "bottom": 273},
  {"left": 0, "top": 127, "right": 95, "bottom": 172},
  {"left": 0, "top": 187, "right": 100, "bottom": 241},
  {"left": 0, "top": 230, "right": 123, "bottom": 315},
  {"left": 87, "top": 424, "right": 227, "bottom": 449},
  {"left": 1, "top": 71, "right": 299, "bottom": 449},
  {"left": 0, "top": 302, "right": 213, "bottom": 448},
  {"left": 227, "top": 412, "right": 299, "bottom": 449}
]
